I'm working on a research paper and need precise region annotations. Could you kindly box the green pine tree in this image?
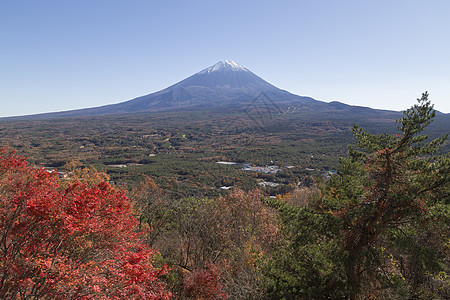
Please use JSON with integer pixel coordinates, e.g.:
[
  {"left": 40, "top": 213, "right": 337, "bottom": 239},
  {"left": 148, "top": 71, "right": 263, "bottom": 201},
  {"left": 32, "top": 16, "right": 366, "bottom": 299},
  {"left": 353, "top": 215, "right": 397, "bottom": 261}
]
[{"left": 263, "top": 93, "right": 449, "bottom": 299}]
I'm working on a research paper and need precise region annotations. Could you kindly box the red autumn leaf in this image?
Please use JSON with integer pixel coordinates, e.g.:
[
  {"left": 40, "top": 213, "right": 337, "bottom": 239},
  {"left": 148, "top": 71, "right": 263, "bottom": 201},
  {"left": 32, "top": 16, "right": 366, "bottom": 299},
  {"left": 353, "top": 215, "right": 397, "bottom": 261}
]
[{"left": 0, "top": 148, "right": 171, "bottom": 299}]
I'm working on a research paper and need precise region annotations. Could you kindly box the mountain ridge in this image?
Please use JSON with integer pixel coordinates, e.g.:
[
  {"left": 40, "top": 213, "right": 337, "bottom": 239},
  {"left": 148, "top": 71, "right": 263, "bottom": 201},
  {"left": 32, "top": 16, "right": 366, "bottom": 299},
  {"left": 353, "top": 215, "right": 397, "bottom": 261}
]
[{"left": 1, "top": 60, "right": 415, "bottom": 120}]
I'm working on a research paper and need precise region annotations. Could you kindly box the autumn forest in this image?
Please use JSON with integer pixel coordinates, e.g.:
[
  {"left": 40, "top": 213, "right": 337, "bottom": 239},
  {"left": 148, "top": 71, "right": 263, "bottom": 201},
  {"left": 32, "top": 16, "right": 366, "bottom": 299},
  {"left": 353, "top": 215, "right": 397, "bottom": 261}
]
[{"left": 1, "top": 94, "right": 449, "bottom": 299}]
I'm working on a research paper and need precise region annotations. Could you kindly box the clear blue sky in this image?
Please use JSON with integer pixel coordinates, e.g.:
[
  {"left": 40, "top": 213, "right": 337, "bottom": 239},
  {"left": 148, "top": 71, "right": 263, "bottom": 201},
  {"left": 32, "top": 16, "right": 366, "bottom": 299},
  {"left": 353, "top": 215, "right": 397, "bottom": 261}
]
[{"left": 1, "top": 0, "right": 449, "bottom": 117}]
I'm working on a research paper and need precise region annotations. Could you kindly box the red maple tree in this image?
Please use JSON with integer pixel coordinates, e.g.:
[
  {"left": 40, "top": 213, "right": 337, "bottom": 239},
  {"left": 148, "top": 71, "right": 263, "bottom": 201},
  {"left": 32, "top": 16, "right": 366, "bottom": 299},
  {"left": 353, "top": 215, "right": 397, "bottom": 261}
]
[
  {"left": 183, "top": 263, "right": 228, "bottom": 300},
  {"left": 0, "top": 148, "right": 171, "bottom": 299}
]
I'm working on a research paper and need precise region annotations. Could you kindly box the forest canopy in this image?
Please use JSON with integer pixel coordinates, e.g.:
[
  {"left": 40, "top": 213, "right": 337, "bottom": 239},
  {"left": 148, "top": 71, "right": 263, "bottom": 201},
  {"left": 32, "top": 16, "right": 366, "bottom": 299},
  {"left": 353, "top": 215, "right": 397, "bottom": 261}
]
[{"left": 0, "top": 93, "right": 448, "bottom": 299}]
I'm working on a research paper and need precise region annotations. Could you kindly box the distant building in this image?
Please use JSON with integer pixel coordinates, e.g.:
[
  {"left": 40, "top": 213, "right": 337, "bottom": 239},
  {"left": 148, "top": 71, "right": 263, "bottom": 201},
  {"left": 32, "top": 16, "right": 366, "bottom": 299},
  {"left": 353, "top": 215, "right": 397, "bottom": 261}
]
[
  {"left": 216, "top": 161, "right": 238, "bottom": 165},
  {"left": 215, "top": 161, "right": 281, "bottom": 173},
  {"left": 242, "top": 165, "right": 281, "bottom": 174},
  {"left": 42, "top": 168, "right": 69, "bottom": 179},
  {"left": 323, "top": 170, "right": 338, "bottom": 179},
  {"left": 258, "top": 181, "right": 280, "bottom": 187}
]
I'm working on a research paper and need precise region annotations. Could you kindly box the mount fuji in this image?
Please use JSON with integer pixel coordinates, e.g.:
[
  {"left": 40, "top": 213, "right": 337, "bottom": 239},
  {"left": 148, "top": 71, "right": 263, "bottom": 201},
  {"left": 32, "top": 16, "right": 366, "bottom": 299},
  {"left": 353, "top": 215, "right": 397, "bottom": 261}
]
[{"left": 12, "top": 60, "right": 382, "bottom": 118}]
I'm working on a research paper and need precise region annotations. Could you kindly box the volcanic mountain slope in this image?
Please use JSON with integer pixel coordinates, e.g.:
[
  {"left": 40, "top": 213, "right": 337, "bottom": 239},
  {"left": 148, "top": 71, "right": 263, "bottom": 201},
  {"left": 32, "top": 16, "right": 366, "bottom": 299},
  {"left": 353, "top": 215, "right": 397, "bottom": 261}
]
[
  {"left": 61, "top": 60, "right": 322, "bottom": 116},
  {"left": 8, "top": 60, "right": 398, "bottom": 119},
  {"left": 97, "top": 60, "right": 303, "bottom": 113}
]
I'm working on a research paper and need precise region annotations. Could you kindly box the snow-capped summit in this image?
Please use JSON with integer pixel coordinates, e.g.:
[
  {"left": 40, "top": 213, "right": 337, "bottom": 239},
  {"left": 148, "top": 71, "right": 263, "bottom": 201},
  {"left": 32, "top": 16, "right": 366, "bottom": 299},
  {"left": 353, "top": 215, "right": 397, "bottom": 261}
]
[
  {"left": 20, "top": 59, "right": 323, "bottom": 118},
  {"left": 198, "top": 60, "right": 249, "bottom": 74}
]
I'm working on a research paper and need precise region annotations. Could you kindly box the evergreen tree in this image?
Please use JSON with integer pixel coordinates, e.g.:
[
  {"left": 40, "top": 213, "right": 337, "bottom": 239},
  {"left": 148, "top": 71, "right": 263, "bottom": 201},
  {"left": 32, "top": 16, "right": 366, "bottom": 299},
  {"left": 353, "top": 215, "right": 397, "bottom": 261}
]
[{"left": 263, "top": 93, "right": 449, "bottom": 299}]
